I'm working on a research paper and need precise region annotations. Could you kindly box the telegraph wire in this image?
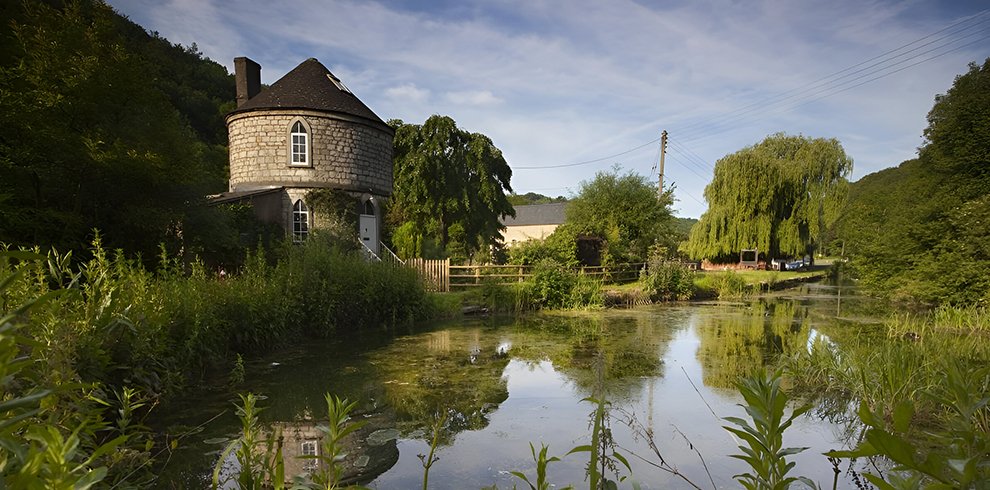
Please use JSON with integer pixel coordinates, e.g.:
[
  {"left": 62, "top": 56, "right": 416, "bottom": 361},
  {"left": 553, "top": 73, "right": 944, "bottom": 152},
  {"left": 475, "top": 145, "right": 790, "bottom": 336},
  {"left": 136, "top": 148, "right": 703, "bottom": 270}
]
[
  {"left": 512, "top": 9, "right": 987, "bottom": 174},
  {"left": 671, "top": 10, "right": 990, "bottom": 138},
  {"left": 680, "top": 30, "right": 990, "bottom": 144},
  {"left": 514, "top": 136, "right": 661, "bottom": 169},
  {"left": 668, "top": 139, "right": 713, "bottom": 172},
  {"left": 676, "top": 22, "right": 990, "bottom": 142}
]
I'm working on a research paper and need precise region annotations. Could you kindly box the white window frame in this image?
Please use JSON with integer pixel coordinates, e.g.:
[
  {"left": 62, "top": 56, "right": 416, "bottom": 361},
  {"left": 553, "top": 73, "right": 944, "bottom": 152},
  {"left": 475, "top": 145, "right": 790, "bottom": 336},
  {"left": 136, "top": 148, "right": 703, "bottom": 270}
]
[
  {"left": 288, "top": 118, "right": 311, "bottom": 167},
  {"left": 293, "top": 200, "right": 310, "bottom": 242},
  {"left": 301, "top": 440, "right": 318, "bottom": 472}
]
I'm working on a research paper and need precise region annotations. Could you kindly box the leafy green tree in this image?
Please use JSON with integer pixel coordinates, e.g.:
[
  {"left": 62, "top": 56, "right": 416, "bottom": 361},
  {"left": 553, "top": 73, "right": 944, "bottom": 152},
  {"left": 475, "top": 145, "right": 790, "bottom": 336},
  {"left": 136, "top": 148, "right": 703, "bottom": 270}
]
[
  {"left": 686, "top": 133, "right": 852, "bottom": 261},
  {"left": 507, "top": 192, "right": 567, "bottom": 206},
  {"left": 0, "top": 0, "right": 233, "bottom": 259},
  {"left": 389, "top": 116, "right": 514, "bottom": 260},
  {"left": 564, "top": 167, "right": 675, "bottom": 264},
  {"left": 838, "top": 59, "right": 990, "bottom": 304}
]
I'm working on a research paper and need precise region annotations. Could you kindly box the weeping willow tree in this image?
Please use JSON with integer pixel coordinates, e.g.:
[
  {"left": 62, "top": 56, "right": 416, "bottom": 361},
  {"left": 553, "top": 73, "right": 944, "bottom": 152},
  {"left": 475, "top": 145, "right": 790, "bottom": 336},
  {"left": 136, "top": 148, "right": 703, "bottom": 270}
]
[{"left": 686, "top": 133, "right": 852, "bottom": 261}]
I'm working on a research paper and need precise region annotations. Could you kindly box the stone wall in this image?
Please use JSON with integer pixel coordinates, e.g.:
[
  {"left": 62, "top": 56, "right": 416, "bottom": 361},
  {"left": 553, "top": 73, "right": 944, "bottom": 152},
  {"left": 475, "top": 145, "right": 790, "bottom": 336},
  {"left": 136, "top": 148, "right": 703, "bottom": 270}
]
[{"left": 227, "top": 109, "right": 393, "bottom": 196}]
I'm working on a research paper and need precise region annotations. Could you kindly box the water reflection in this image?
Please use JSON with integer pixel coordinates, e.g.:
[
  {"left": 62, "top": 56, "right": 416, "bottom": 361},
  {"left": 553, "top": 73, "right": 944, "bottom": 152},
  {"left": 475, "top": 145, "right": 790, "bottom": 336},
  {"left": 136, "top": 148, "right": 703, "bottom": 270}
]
[
  {"left": 372, "top": 327, "right": 512, "bottom": 439},
  {"left": 695, "top": 301, "right": 811, "bottom": 390},
  {"left": 156, "top": 285, "right": 878, "bottom": 488}
]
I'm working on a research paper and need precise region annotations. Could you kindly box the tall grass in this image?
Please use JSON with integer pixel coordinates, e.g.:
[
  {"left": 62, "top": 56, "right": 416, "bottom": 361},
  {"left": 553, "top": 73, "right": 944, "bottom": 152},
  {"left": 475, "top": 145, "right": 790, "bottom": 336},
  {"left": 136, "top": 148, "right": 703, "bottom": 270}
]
[
  {"left": 4, "top": 234, "right": 434, "bottom": 398},
  {"left": 695, "top": 271, "right": 750, "bottom": 299},
  {"left": 0, "top": 234, "right": 435, "bottom": 485},
  {"left": 786, "top": 306, "right": 990, "bottom": 452}
]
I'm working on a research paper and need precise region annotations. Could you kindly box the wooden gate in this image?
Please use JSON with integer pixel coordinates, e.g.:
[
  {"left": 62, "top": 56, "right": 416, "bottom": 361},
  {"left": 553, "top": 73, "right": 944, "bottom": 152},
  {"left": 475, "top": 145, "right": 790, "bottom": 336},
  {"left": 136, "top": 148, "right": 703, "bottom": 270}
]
[{"left": 407, "top": 258, "right": 450, "bottom": 292}]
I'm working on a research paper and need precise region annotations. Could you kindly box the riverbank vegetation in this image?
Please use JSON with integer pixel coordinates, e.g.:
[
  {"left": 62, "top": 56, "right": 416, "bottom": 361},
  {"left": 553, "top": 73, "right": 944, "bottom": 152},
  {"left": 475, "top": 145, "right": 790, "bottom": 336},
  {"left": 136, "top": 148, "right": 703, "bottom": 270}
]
[{"left": 0, "top": 235, "right": 438, "bottom": 486}]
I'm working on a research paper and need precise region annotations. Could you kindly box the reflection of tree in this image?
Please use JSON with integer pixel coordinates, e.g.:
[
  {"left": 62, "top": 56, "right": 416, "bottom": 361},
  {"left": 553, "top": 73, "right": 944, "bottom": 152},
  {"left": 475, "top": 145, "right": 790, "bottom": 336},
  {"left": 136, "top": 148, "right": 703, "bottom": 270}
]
[
  {"left": 370, "top": 328, "right": 510, "bottom": 442},
  {"left": 525, "top": 312, "right": 678, "bottom": 400},
  {"left": 369, "top": 312, "right": 682, "bottom": 441},
  {"left": 696, "top": 301, "right": 811, "bottom": 389}
]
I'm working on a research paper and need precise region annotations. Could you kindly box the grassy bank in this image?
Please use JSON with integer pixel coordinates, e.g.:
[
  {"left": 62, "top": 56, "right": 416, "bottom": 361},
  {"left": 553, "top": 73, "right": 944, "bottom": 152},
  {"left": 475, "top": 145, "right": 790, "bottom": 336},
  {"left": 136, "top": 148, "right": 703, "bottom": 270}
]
[
  {"left": 455, "top": 259, "right": 830, "bottom": 314},
  {"left": 783, "top": 305, "right": 990, "bottom": 485},
  {"left": 0, "top": 235, "right": 443, "bottom": 486}
]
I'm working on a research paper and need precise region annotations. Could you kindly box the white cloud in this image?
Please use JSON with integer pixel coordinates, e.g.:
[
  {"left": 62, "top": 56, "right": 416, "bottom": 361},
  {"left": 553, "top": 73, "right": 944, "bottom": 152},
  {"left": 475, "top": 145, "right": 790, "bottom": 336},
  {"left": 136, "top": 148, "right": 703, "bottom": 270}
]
[
  {"left": 385, "top": 84, "right": 430, "bottom": 103},
  {"left": 445, "top": 90, "right": 502, "bottom": 106}
]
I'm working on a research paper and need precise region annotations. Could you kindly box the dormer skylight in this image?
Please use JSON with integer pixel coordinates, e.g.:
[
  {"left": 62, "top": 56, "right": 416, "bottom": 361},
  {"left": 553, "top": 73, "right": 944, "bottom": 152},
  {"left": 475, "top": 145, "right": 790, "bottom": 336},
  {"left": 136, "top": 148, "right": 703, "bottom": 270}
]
[{"left": 327, "top": 73, "right": 351, "bottom": 94}]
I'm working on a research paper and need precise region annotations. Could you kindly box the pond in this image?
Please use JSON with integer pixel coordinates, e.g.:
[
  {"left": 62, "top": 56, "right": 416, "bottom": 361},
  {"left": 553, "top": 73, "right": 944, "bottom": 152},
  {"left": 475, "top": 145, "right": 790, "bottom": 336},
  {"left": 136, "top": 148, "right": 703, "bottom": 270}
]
[{"left": 154, "top": 280, "right": 885, "bottom": 489}]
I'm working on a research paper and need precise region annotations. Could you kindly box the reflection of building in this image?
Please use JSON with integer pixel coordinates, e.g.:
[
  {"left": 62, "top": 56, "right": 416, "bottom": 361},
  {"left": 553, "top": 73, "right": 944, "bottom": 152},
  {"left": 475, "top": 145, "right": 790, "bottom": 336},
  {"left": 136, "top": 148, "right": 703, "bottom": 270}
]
[
  {"left": 426, "top": 331, "right": 451, "bottom": 352},
  {"left": 267, "top": 414, "right": 399, "bottom": 485},
  {"left": 212, "top": 57, "right": 393, "bottom": 254},
  {"left": 278, "top": 422, "right": 324, "bottom": 478}
]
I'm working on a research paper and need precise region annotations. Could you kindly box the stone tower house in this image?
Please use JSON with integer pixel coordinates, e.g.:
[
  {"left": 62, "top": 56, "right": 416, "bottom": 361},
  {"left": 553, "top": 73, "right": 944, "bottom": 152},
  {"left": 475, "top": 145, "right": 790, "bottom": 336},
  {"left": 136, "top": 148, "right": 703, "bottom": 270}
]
[{"left": 216, "top": 57, "right": 393, "bottom": 255}]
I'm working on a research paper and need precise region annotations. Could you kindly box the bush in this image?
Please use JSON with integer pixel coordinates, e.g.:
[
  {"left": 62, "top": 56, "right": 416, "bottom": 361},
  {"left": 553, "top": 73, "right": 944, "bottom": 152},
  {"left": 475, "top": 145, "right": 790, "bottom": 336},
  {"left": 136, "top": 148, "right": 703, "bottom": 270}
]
[
  {"left": 507, "top": 224, "right": 580, "bottom": 267},
  {"left": 530, "top": 260, "right": 576, "bottom": 309},
  {"left": 708, "top": 271, "right": 749, "bottom": 299},
  {"left": 640, "top": 260, "right": 694, "bottom": 301}
]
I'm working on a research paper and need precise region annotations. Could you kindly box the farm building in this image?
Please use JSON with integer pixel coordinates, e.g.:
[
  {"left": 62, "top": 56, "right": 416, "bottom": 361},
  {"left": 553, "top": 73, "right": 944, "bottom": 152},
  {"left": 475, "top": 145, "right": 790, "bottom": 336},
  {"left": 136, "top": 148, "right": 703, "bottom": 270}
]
[{"left": 500, "top": 202, "right": 567, "bottom": 245}]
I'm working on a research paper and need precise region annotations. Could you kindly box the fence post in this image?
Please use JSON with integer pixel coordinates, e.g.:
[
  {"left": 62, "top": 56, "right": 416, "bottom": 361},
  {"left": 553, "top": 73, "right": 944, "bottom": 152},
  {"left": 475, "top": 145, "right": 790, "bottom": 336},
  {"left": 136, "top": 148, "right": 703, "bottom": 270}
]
[{"left": 444, "top": 258, "right": 450, "bottom": 292}]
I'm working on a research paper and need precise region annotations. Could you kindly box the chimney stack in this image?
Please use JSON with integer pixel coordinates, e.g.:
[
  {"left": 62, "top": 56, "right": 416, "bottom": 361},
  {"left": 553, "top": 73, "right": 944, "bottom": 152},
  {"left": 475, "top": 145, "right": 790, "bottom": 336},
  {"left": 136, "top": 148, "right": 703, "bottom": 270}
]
[{"left": 234, "top": 57, "right": 261, "bottom": 107}]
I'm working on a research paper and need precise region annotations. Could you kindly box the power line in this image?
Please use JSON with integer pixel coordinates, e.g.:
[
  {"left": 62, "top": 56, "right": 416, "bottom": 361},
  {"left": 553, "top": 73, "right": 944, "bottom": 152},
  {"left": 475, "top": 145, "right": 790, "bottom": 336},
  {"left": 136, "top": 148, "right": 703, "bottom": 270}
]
[
  {"left": 668, "top": 139, "right": 713, "bottom": 172},
  {"left": 681, "top": 30, "right": 990, "bottom": 144},
  {"left": 513, "top": 136, "right": 661, "bottom": 169},
  {"left": 671, "top": 10, "right": 990, "bottom": 139},
  {"left": 511, "top": 9, "right": 988, "bottom": 174},
  {"left": 676, "top": 19, "right": 990, "bottom": 142}
]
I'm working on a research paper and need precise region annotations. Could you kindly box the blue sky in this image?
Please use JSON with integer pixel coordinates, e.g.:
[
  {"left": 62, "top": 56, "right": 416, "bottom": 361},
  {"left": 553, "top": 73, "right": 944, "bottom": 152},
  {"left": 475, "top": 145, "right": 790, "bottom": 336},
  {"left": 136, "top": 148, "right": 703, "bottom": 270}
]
[{"left": 108, "top": 0, "right": 989, "bottom": 218}]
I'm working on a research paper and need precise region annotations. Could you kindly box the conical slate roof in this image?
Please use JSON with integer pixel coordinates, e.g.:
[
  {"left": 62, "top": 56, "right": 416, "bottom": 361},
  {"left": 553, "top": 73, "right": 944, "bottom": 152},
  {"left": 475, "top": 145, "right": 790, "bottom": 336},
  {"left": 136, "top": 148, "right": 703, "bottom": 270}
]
[{"left": 230, "top": 58, "right": 389, "bottom": 129}]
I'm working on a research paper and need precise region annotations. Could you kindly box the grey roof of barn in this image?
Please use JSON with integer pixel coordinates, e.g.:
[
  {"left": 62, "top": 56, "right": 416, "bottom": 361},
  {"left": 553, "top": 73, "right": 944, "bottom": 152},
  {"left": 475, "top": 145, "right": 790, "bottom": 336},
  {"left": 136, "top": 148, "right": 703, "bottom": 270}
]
[
  {"left": 501, "top": 203, "right": 568, "bottom": 226},
  {"left": 229, "top": 58, "right": 391, "bottom": 131}
]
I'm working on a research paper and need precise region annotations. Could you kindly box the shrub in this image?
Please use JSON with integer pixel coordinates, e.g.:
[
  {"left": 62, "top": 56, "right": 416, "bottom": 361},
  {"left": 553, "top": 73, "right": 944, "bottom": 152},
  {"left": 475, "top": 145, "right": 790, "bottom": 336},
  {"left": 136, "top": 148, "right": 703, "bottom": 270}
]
[
  {"left": 507, "top": 225, "right": 580, "bottom": 267},
  {"left": 708, "top": 271, "right": 749, "bottom": 299},
  {"left": 530, "top": 260, "right": 575, "bottom": 309},
  {"left": 640, "top": 260, "right": 695, "bottom": 301}
]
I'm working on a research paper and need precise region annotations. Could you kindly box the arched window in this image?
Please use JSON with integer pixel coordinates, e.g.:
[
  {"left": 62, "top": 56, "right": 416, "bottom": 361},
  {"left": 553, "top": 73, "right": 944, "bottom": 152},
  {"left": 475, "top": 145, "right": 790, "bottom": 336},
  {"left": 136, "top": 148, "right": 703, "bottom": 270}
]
[
  {"left": 290, "top": 120, "right": 308, "bottom": 166},
  {"left": 363, "top": 199, "right": 375, "bottom": 216},
  {"left": 292, "top": 200, "right": 309, "bottom": 242}
]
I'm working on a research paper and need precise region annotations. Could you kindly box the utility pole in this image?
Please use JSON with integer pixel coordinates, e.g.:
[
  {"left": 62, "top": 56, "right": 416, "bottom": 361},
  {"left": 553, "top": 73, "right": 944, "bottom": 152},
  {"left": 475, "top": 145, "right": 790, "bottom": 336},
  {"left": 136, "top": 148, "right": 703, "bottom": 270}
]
[{"left": 657, "top": 130, "right": 668, "bottom": 198}]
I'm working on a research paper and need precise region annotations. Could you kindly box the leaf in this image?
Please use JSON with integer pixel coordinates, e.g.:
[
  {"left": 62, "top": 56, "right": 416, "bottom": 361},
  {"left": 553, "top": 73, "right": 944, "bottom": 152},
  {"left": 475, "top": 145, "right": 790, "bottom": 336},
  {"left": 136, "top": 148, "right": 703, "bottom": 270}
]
[
  {"left": 212, "top": 440, "right": 239, "bottom": 488},
  {"left": 509, "top": 470, "right": 536, "bottom": 490},
  {"left": 864, "top": 429, "right": 916, "bottom": 468},
  {"left": 892, "top": 400, "right": 913, "bottom": 433},
  {"left": 81, "top": 435, "right": 127, "bottom": 467},
  {"left": 777, "top": 446, "right": 809, "bottom": 457},
  {"left": 73, "top": 467, "right": 108, "bottom": 490},
  {"left": 565, "top": 444, "right": 592, "bottom": 455},
  {"left": 611, "top": 450, "right": 632, "bottom": 472}
]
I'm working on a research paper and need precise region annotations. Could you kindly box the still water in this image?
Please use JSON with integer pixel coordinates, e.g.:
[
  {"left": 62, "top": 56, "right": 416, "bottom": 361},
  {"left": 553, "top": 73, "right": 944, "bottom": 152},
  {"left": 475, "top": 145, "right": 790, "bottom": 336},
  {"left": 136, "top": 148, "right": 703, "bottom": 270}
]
[{"left": 156, "top": 281, "right": 882, "bottom": 488}]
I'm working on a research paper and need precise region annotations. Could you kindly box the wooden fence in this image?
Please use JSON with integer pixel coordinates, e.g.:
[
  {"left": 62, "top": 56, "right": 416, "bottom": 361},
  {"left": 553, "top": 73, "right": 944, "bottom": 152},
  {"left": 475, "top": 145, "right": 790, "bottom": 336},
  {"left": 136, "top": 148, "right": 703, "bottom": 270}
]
[
  {"left": 397, "top": 258, "right": 701, "bottom": 292},
  {"left": 406, "top": 258, "right": 450, "bottom": 292},
  {"left": 444, "top": 262, "right": 646, "bottom": 290}
]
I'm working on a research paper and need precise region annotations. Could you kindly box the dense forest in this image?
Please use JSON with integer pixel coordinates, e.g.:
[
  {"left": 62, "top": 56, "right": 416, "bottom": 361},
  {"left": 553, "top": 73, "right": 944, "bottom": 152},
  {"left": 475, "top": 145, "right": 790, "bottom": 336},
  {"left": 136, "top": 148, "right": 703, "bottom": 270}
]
[
  {"left": 0, "top": 0, "right": 237, "bottom": 261},
  {"left": 836, "top": 59, "right": 989, "bottom": 304}
]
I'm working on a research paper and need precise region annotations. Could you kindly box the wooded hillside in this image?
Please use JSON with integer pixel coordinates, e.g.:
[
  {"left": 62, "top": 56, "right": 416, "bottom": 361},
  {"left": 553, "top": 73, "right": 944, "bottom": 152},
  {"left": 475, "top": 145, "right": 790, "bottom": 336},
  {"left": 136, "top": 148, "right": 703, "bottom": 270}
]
[
  {"left": 837, "top": 59, "right": 990, "bottom": 304},
  {"left": 0, "top": 0, "right": 235, "bottom": 259}
]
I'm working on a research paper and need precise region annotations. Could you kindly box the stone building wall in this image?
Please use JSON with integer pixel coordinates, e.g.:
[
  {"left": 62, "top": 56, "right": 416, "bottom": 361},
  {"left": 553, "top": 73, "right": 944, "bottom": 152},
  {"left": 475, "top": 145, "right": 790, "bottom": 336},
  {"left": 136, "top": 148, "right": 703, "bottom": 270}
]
[{"left": 228, "top": 109, "right": 393, "bottom": 196}]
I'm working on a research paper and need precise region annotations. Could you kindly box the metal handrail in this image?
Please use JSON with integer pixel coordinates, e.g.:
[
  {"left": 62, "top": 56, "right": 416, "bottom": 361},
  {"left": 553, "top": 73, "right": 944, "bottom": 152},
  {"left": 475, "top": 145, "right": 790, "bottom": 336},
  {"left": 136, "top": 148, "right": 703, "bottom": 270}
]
[{"left": 379, "top": 242, "right": 405, "bottom": 265}]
